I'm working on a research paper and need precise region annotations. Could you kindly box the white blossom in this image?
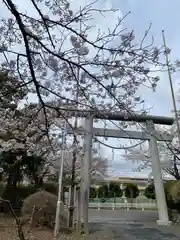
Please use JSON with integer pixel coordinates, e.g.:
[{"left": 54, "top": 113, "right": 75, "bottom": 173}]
[
  {"left": 77, "top": 46, "right": 89, "bottom": 56},
  {"left": 111, "top": 69, "right": 124, "bottom": 78},
  {"left": 71, "top": 41, "right": 81, "bottom": 49},
  {"left": 70, "top": 35, "right": 78, "bottom": 43}
]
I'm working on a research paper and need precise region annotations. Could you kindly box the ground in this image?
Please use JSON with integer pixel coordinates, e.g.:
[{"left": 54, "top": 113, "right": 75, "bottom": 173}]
[
  {"left": 0, "top": 216, "right": 54, "bottom": 240},
  {"left": 0, "top": 210, "right": 180, "bottom": 239},
  {"left": 88, "top": 209, "right": 180, "bottom": 239}
]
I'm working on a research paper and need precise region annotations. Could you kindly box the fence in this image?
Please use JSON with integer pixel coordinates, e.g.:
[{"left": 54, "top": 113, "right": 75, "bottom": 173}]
[
  {"left": 89, "top": 197, "right": 156, "bottom": 203},
  {"left": 88, "top": 198, "right": 157, "bottom": 210},
  {"left": 64, "top": 197, "right": 157, "bottom": 211}
]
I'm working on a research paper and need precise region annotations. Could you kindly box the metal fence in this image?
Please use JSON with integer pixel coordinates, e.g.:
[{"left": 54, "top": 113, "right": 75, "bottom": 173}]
[
  {"left": 64, "top": 197, "right": 157, "bottom": 211},
  {"left": 88, "top": 198, "right": 157, "bottom": 210},
  {"left": 89, "top": 197, "right": 156, "bottom": 203},
  {"left": 89, "top": 202, "right": 156, "bottom": 210}
]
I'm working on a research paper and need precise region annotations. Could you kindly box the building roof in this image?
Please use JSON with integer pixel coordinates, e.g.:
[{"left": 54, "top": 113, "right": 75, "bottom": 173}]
[{"left": 91, "top": 170, "right": 174, "bottom": 184}]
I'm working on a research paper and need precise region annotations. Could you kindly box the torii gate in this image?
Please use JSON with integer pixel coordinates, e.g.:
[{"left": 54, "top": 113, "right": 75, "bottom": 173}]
[{"left": 65, "top": 109, "right": 174, "bottom": 233}]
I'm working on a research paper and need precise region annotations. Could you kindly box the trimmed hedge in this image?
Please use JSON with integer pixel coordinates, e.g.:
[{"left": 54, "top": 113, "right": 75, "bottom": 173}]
[
  {"left": 169, "top": 181, "right": 180, "bottom": 202},
  {"left": 21, "top": 191, "right": 60, "bottom": 228},
  {"left": 124, "top": 183, "right": 139, "bottom": 199},
  {"left": 163, "top": 180, "right": 180, "bottom": 215},
  {"left": 164, "top": 180, "right": 177, "bottom": 200},
  {"left": 17, "top": 184, "right": 37, "bottom": 198},
  {"left": 144, "top": 183, "right": 156, "bottom": 199}
]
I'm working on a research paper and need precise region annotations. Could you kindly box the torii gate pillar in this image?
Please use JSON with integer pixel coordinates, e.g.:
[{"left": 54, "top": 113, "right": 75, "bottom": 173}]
[
  {"left": 147, "top": 120, "right": 171, "bottom": 225},
  {"left": 82, "top": 116, "right": 93, "bottom": 234}
]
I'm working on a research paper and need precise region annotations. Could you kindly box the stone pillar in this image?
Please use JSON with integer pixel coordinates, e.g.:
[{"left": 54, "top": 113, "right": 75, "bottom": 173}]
[
  {"left": 82, "top": 116, "right": 93, "bottom": 234},
  {"left": 147, "top": 120, "right": 171, "bottom": 225}
]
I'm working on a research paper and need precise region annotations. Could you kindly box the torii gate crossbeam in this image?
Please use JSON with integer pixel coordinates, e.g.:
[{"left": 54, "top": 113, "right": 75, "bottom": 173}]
[
  {"left": 67, "top": 127, "right": 173, "bottom": 141},
  {"left": 57, "top": 107, "right": 174, "bottom": 125}
]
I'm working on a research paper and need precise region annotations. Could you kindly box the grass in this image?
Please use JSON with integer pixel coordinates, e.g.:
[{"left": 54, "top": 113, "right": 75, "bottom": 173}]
[
  {"left": 0, "top": 214, "right": 114, "bottom": 240},
  {"left": 0, "top": 215, "right": 53, "bottom": 240}
]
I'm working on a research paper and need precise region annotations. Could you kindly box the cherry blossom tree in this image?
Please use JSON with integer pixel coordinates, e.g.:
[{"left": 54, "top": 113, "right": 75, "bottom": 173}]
[
  {"left": 51, "top": 142, "right": 108, "bottom": 185},
  {"left": 123, "top": 123, "right": 180, "bottom": 179},
  {"left": 0, "top": 71, "right": 63, "bottom": 186},
  {"left": 0, "top": 0, "right": 164, "bottom": 122}
]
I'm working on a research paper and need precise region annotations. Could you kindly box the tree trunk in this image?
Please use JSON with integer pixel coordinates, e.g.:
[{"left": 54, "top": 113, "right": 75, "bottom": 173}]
[
  {"left": 130, "top": 189, "right": 133, "bottom": 209},
  {"left": 34, "top": 175, "right": 43, "bottom": 189},
  {"left": 7, "top": 171, "right": 14, "bottom": 186},
  {"left": 173, "top": 156, "right": 180, "bottom": 180},
  {"left": 34, "top": 177, "right": 39, "bottom": 188}
]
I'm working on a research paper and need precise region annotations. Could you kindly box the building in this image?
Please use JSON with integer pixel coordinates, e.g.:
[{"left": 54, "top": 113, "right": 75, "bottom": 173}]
[{"left": 91, "top": 170, "right": 173, "bottom": 196}]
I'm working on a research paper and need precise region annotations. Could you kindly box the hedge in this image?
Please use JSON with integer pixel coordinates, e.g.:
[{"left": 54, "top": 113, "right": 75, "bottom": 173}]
[
  {"left": 0, "top": 184, "right": 37, "bottom": 215},
  {"left": 164, "top": 180, "right": 177, "bottom": 200},
  {"left": 42, "top": 181, "right": 58, "bottom": 196},
  {"left": 0, "top": 181, "right": 59, "bottom": 214}
]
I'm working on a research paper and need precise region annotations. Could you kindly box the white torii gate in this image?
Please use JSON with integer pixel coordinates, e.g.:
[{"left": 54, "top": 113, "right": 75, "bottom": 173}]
[{"left": 64, "top": 110, "right": 174, "bottom": 233}]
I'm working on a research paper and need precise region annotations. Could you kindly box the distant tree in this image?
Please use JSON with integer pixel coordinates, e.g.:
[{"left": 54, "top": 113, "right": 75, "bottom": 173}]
[
  {"left": 89, "top": 187, "right": 97, "bottom": 198},
  {"left": 144, "top": 183, "right": 156, "bottom": 199},
  {"left": 0, "top": 151, "right": 50, "bottom": 189},
  {"left": 124, "top": 183, "right": 139, "bottom": 199},
  {"left": 0, "top": 151, "right": 24, "bottom": 188},
  {"left": 109, "top": 183, "right": 123, "bottom": 198},
  {"left": 23, "top": 155, "right": 48, "bottom": 188},
  {"left": 97, "top": 185, "right": 109, "bottom": 198}
]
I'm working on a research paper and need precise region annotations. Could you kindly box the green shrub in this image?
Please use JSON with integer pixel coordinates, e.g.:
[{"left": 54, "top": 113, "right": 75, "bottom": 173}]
[
  {"left": 90, "top": 187, "right": 97, "bottom": 198},
  {"left": 109, "top": 183, "right": 123, "bottom": 198},
  {"left": 89, "top": 198, "right": 94, "bottom": 202},
  {"left": 124, "top": 183, "right": 139, "bottom": 199},
  {"left": 42, "top": 181, "right": 58, "bottom": 196},
  {"left": 164, "top": 180, "right": 177, "bottom": 200},
  {"left": 169, "top": 181, "right": 180, "bottom": 202},
  {"left": 97, "top": 185, "right": 109, "bottom": 198},
  {"left": 17, "top": 184, "right": 37, "bottom": 199},
  {"left": 164, "top": 180, "right": 180, "bottom": 213},
  {"left": 144, "top": 184, "right": 156, "bottom": 199}
]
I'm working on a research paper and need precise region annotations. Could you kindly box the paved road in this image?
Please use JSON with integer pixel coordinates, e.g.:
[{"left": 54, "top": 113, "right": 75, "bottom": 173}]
[
  {"left": 87, "top": 209, "right": 180, "bottom": 239},
  {"left": 88, "top": 209, "right": 158, "bottom": 223},
  {"left": 64, "top": 209, "right": 180, "bottom": 239}
]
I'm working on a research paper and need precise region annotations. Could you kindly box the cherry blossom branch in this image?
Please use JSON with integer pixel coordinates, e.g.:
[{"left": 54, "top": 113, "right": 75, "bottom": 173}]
[{"left": 30, "top": 0, "right": 55, "bottom": 49}]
